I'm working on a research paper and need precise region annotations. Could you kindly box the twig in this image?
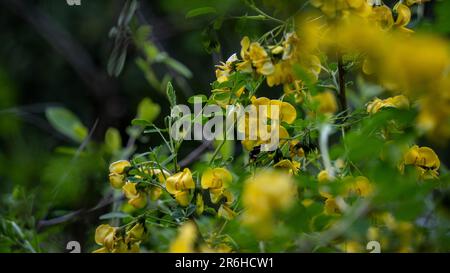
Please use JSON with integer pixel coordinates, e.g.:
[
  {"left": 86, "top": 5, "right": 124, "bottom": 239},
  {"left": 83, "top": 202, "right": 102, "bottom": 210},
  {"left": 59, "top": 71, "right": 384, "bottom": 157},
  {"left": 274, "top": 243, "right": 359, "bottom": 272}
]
[
  {"left": 337, "top": 52, "right": 347, "bottom": 112},
  {"left": 178, "top": 140, "right": 213, "bottom": 168}
]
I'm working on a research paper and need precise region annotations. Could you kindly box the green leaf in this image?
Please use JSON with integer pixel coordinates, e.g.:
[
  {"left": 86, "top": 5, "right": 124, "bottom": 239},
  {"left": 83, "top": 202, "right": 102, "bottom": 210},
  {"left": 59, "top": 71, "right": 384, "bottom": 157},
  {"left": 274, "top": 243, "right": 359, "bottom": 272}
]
[
  {"left": 186, "top": 7, "right": 217, "bottom": 19},
  {"left": 99, "top": 212, "right": 131, "bottom": 220},
  {"left": 105, "top": 127, "right": 122, "bottom": 153},
  {"left": 166, "top": 81, "right": 176, "bottom": 107},
  {"left": 45, "top": 107, "right": 87, "bottom": 143},
  {"left": 164, "top": 57, "right": 192, "bottom": 78},
  {"left": 131, "top": 119, "right": 152, "bottom": 126},
  {"left": 137, "top": 97, "right": 161, "bottom": 123}
]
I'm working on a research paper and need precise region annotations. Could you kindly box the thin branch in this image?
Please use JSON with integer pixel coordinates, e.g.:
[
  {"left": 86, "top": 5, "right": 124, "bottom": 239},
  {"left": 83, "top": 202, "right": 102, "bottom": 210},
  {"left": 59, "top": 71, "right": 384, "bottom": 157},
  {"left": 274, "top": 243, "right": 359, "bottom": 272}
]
[
  {"left": 337, "top": 52, "right": 347, "bottom": 112},
  {"left": 178, "top": 140, "right": 213, "bottom": 168}
]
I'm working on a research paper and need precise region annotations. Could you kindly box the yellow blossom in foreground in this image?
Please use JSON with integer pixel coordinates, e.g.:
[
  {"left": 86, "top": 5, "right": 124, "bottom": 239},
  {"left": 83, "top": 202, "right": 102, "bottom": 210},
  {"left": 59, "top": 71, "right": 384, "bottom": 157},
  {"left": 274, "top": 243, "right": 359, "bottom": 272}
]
[
  {"left": 169, "top": 221, "right": 197, "bottom": 253},
  {"left": 242, "top": 170, "right": 297, "bottom": 238},
  {"left": 400, "top": 145, "right": 440, "bottom": 179},
  {"left": 311, "top": 91, "right": 338, "bottom": 115},
  {"left": 122, "top": 182, "right": 147, "bottom": 209}
]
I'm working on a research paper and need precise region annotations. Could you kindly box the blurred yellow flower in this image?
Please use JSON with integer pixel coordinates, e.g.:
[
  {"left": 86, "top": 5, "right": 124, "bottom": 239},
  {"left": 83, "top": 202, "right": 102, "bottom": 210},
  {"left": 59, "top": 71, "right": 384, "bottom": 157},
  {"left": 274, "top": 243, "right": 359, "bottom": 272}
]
[
  {"left": 366, "top": 95, "right": 410, "bottom": 114},
  {"left": 242, "top": 170, "right": 297, "bottom": 238},
  {"left": 347, "top": 176, "right": 374, "bottom": 197},
  {"left": 312, "top": 91, "right": 338, "bottom": 115},
  {"left": 169, "top": 221, "right": 197, "bottom": 253},
  {"left": 324, "top": 197, "right": 340, "bottom": 215},
  {"left": 310, "top": 0, "right": 371, "bottom": 18},
  {"left": 274, "top": 159, "right": 301, "bottom": 175}
]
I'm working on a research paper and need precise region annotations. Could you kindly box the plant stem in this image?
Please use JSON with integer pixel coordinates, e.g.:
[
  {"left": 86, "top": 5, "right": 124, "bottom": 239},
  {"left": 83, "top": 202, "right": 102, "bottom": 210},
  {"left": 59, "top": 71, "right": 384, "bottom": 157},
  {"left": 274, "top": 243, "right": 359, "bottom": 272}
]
[
  {"left": 337, "top": 52, "right": 347, "bottom": 113},
  {"left": 209, "top": 139, "right": 227, "bottom": 165}
]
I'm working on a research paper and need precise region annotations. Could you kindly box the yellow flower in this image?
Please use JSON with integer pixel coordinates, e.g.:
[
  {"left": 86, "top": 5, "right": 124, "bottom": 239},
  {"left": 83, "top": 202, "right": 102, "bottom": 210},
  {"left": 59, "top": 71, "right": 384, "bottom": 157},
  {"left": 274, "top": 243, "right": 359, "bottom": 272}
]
[
  {"left": 317, "top": 170, "right": 332, "bottom": 183},
  {"left": 317, "top": 170, "right": 333, "bottom": 198},
  {"left": 169, "top": 221, "right": 197, "bottom": 253},
  {"left": 218, "top": 204, "right": 236, "bottom": 220},
  {"left": 324, "top": 197, "right": 341, "bottom": 215},
  {"left": 249, "top": 43, "right": 274, "bottom": 75},
  {"left": 367, "top": 95, "right": 410, "bottom": 114},
  {"left": 126, "top": 223, "right": 145, "bottom": 244},
  {"left": 311, "top": 0, "right": 371, "bottom": 18},
  {"left": 289, "top": 140, "right": 305, "bottom": 158},
  {"left": 215, "top": 53, "right": 238, "bottom": 83},
  {"left": 242, "top": 170, "right": 297, "bottom": 238},
  {"left": 347, "top": 176, "right": 374, "bottom": 197},
  {"left": 122, "top": 182, "right": 147, "bottom": 209},
  {"left": 166, "top": 168, "right": 195, "bottom": 194},
  {"left": 93, "top": 223, "right": 143, "bottom": 253},
  {"left": 95, "top": 224, "right": 116, "bottom": 251},
  {"left": 201, "top": 168, "right": 232, "bottom": 190},
  {"left": 404, "top": 0, "right": 430, "bottom": 6},
  {"left": 237, "top": 36, "right": 274, "bottom": 75},
  {"left": 369, "top": 5, "right": 394, "bottom": 30},
  {"left": 109, "top": 173, "right": 126, "bottom": 189},
  {"left": 274, "top": 159, "right": 301, "bottom": 175},
  {"left": 201, "top": 167, "right": 234, "bottom": 207},
  {"left": 108, "top": 160, "right": 131, "bottom": 189},
  {"left": 393, "top": 3, "right": 413, "bottom": 33},
  {"left": 268, "top": 100, "right": 297, "bottom": 124},
  {"left": 312, "top": 91, "right": 338, "bottom": 115},
  {"left": 401, "top": 145, "right": 440, "bottom": 179},
  {"left": 165, "top": 168, "right": 195, "bottom": 206},
  {"left": 338, "top": 241, "right": 364, "bottom": 253},
  {"left": 174, "top": 190, "right": 191, "bottom": 206},
  {"left": 109, "top": 160, "right": 131, "bottom": 174}
]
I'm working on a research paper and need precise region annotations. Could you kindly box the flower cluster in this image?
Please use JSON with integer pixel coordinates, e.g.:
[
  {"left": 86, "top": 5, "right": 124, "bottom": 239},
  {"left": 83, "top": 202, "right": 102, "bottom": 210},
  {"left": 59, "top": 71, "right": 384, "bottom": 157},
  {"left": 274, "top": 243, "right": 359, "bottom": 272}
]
[{"left": 93, "top": 223, "right": 145, "bottom": 253}]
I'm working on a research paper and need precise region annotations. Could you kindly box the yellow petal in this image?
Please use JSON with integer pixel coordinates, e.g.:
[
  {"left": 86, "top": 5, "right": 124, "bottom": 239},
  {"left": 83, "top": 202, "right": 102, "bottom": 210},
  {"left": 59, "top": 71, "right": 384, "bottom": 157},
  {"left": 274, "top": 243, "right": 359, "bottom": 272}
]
[
  {"left": 394, "top": 3, "right": 411, "bottom": 28},
  {"left": 109, "top": 160, "right": 131, "bottom": 175},
  {"left": 122, "top": 182, "right": 139, "bottom": 199},
  {"left": 175, "top": 190, "right": 191, "bottom": 206},
  {"left": 95, "top": 224, "right": 116, "bottom": 246},
  {"left": 109, "top": 173, "right": 125, "bottom": 189}
]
